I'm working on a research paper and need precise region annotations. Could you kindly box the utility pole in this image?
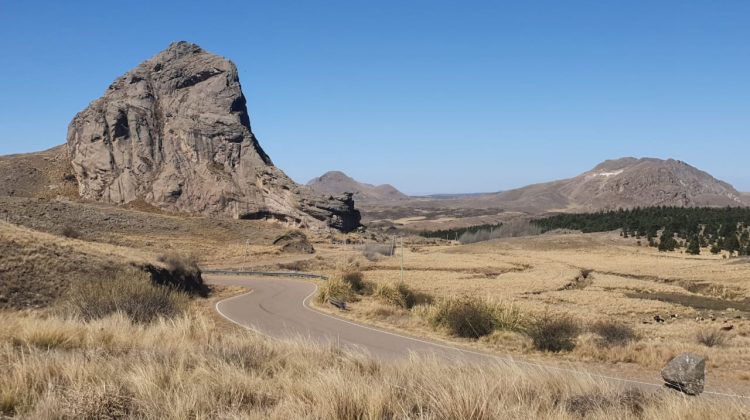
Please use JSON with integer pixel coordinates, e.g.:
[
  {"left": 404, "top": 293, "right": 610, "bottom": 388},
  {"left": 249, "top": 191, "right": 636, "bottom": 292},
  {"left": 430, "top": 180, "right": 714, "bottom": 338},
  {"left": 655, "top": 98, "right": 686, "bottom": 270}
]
[{"left": 400, "top": 236, "right": 404, "bottom": 283}]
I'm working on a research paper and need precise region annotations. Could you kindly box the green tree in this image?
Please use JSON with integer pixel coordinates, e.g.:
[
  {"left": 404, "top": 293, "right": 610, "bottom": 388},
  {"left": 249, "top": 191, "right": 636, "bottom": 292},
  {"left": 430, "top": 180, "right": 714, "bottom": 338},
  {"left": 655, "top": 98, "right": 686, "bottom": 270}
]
[{"left": 686, "top": 236, "right": 701, "bottom": 255}]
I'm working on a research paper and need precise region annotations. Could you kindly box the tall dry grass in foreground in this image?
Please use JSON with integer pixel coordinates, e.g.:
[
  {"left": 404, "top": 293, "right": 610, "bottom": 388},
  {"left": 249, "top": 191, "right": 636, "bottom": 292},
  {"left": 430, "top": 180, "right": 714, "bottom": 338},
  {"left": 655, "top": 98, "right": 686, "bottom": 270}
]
[{"left": 1, "top": 311, "right": 748, "bottom": 419}]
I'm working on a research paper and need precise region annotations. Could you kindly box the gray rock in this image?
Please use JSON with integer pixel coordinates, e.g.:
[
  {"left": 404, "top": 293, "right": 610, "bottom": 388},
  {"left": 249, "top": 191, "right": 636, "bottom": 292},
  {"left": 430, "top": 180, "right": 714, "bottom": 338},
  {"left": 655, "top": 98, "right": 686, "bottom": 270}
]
[
  {"left": 661, "top": 353, "right": 705, "bottom": 395},
  {"left": 274, "top": 230, "right": 315, "bottom": 254},
  {"left": 67, "top": 41, "right": 360, "bottom": 232}
]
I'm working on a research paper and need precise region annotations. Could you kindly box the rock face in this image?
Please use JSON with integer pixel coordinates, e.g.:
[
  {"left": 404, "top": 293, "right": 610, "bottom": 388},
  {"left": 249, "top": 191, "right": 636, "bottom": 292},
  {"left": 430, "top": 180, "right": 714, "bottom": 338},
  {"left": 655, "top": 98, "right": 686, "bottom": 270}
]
[
  {"left": 273, "top": 230, "right": 315, "bottom": 254},
  {"left": 661, "top": 352, "right": 705, "bottom": 395},
  {"left": 66, "top": 41, "right": 360, "bottom": 232},
  {"left": 307, "top": 171, "right": 408, "bottom": 203},
  {"left": 476, "top": 157, "right": 748, "bottom": 213}
]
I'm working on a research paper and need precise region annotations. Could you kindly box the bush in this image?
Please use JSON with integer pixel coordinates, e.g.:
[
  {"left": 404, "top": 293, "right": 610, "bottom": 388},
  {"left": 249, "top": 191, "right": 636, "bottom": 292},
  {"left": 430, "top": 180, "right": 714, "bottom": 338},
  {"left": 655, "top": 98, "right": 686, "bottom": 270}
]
[
  {"left": 696, "top": 328, "right": 729, "bottom": 347},
  {"left": 315, "top": 277, "right": 355, "bottom": 305},
  {"left": 341, "top": 270, "right": 367, "bottom": 294},
  {"left": 589, "top": 321, "right": 636, "bottom": 346},
  {"left": 424, "top": 296, "right": 524, "bottom": 338},
  {"left": 373, "top": 282, "right": 432, "bottom": 309},
  {"left": 156, "top": 252, "right": 206, "bottom": 295},
  {"left": 65, "top": 273, "right": 188, "bottom": 323},
  {"left": 527, "top": 312, "right": 581, "bottom": 352},
  {"left": 60, "top": 225, "right": 81, "bottom": 239}
]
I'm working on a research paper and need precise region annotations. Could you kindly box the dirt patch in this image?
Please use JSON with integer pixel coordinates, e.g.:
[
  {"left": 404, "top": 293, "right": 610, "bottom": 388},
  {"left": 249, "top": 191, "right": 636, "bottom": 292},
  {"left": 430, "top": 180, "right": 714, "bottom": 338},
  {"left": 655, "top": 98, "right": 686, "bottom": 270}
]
[{"left": 625, "top": 291, "right": 750, "bottom": 314}]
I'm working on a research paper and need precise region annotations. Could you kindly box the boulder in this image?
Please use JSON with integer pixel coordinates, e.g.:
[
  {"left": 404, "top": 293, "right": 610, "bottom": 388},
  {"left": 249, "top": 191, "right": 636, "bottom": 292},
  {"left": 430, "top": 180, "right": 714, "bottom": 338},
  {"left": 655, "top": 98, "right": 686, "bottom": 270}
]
[
  {"left": 273, "top": 230, "right": 315, "bottom": 254},
  {"left": 66, "top": 41, "right": 360, "bottom": 232},
  {"left": 661, "top": 353, "right": 705, "bottom": 395}
]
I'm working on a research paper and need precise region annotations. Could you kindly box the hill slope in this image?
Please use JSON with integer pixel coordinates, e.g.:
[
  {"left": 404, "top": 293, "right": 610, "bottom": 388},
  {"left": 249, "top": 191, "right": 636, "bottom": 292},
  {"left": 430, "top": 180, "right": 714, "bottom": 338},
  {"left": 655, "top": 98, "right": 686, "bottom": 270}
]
[
  {"left": 0, "top": 145, "right": 78, "bottom": 200},
  {"left": 477, "top": 157, "right": 747, "bottom": 213},
  {"left": 0, "top": 221, "right": 203, "bottom": 309},
  {"left": 307, "top": 171, "right": 408, "bottom": 203}
]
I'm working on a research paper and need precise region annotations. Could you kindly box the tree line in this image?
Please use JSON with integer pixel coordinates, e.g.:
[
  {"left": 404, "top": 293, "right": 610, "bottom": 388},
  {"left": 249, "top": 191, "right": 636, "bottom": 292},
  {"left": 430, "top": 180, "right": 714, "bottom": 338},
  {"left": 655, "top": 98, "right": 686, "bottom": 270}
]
[
  {"left": 532, "top": 206, "right": 750, "bottom": 256},
  {"left": 418, "top": 223, "right": 503, "bottom": 240}
]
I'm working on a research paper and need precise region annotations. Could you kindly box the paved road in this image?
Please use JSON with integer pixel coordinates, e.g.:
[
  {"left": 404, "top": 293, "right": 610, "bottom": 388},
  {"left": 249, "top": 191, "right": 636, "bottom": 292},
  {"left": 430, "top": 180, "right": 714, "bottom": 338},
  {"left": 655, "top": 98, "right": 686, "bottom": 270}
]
[
  {"left": 209, "top": 274, "right": 478, "bottom": 361},
  {"left": 207, "top": 273, "right": 750, "bottom": 400}
]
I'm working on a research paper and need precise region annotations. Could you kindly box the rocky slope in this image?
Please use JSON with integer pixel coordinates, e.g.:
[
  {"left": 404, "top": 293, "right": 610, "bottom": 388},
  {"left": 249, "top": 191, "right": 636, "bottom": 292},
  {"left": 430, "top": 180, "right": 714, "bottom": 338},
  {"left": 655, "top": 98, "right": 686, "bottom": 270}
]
[
  {"left": 0, "top": 145, "right": 78, "bottom": 200},
  {"left": 307, "top": 171, "right": 408, "bottom": 203},
  {"left": 66, "top": 41, "right": 359, "bottom": 231},
  {"left": 478, "top": 157, "right": 748, "bottom": 213}
]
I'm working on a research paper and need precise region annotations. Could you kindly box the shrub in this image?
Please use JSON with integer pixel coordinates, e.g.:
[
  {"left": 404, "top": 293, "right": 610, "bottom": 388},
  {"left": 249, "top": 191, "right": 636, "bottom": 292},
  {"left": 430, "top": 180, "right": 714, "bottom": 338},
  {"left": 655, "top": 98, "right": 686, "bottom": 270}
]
[
  {"left": 373, "top": 282, "right": 432, "bottom": 309},
  {"left": 527, "top": 312, "right": 581, "bottom": 352},
  {"left": 315, "top": 277, "right": 355, "bottom": 305},
  {"left": 60, "top": 225, "right": 81, "bottom": 239},
  {"left": 696, "top": 328, "right": 729, "bottom": 347},
  {"left": 424, "top": 296, "right": 523, "bottom": 338},
  {"left": 341, "top": 270, "right": 367, "bottom": 294},
  {"left": 65, "top": 273, "right": 188, "bottom": 323},
  {"left": 589, "top": 320, "right": 637, "bottom": 346},
  {"left": 156, "top": 252, "right": 206, "bottom": 295}
]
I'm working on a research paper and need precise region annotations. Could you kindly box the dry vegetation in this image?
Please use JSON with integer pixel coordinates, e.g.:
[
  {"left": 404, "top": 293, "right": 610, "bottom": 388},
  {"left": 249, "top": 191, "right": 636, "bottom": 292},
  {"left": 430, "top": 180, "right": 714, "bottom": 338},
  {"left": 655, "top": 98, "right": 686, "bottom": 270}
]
[
  {"left": 0, "top": 221, "right": 204, "bottom": 309},
  {"left": 3, "top": 309, "right": 750, "bottom": 419},
  {"left": 306, "top": 231, "right": 750, "bottom": 393}
]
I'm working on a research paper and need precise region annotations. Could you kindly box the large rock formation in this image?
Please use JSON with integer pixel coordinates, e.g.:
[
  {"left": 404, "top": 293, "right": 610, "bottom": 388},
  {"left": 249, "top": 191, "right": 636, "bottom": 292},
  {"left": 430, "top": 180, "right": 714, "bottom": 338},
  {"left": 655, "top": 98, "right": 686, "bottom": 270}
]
[{"left": 66, "top": 41, "right": 359, "bottom": 231}]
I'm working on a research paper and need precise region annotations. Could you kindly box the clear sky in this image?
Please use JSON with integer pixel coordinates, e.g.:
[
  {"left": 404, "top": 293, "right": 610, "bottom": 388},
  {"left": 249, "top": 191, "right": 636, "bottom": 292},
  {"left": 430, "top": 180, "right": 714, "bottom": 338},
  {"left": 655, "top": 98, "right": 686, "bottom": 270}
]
[{"left": 0, "top": 1, "right": 748, "bottom": 194}]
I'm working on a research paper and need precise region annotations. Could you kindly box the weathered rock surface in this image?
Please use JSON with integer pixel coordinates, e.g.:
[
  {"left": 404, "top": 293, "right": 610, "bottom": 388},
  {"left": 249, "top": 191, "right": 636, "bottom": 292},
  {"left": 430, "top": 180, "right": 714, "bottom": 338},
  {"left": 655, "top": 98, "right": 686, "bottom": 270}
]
[
  {"left": 661, "top": 352, "right": 705, "bottom": 395},
  {"left": 66, "top": 41, "right": 360, "bottom": 231},
  {"left": 273, "top": 230, "right": 315, "bottom": 254}
]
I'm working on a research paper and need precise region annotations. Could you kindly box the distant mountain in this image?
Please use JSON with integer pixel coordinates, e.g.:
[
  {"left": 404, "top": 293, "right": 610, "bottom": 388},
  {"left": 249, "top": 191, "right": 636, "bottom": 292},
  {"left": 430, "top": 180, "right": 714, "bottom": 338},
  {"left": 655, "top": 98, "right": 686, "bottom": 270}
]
[
  {"left": 476, "top": 157, "right": 748, "bottom": 213},
  {"left": 307, "top": 171, "right": 408, "bottom": 203}
]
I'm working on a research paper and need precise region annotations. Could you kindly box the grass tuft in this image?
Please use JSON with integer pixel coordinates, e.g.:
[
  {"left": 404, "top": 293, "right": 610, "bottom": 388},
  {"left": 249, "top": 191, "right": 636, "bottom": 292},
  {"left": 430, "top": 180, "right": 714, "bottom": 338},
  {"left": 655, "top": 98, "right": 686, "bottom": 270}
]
[
  {"left": 373, "top": 282, "right": 431, "bottom": 309},
  {"left": 422, "top": 296, "right": 524, "bottom": 338},
  {"left": 696, "top": 328, "right": 730, "bottom": 347},
  {"left": 589, "top": 320, "right": 637, "bottom": 346},
  {"left": 527, "top": 312, "right": 581, "bottom": 352}
]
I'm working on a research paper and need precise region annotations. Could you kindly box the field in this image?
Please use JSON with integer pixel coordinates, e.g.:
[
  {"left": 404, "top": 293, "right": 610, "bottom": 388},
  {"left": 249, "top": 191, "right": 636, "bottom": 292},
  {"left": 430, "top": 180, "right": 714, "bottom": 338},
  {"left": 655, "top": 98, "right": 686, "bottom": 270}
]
[
  {"left": 2, "top": 198, "right": 750, "bottom": 417},
  {"left": 300, "top": 232, "right": 750, "bottom": 395}
]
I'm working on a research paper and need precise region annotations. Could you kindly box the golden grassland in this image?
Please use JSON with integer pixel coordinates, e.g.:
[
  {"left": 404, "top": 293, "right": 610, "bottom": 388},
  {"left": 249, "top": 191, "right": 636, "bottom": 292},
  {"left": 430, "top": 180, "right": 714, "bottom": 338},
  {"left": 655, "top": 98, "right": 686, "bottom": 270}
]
[
  {"left": 2, "top": 304, "right": 750, "bottom": 419},
  {"left": 3, "top": 206, "right": 750, "bottom": 417},
  {"left": 304, "top": 232, "right": 750, "bottom": 393}
]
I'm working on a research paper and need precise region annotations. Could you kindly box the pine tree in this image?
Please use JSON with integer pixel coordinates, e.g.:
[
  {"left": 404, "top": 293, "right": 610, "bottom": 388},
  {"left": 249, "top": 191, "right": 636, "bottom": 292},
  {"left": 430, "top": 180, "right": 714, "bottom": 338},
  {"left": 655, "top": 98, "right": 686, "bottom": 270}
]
[{"left": 686, "top": 236, "right": 700, "bottom": 255}]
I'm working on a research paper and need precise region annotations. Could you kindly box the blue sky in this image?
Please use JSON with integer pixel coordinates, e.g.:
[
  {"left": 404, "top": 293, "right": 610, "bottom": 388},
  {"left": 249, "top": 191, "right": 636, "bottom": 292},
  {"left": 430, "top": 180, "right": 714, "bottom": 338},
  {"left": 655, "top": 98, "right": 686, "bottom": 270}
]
[{"left": 0, "top": 1, "right": 748, "bottom": 194}]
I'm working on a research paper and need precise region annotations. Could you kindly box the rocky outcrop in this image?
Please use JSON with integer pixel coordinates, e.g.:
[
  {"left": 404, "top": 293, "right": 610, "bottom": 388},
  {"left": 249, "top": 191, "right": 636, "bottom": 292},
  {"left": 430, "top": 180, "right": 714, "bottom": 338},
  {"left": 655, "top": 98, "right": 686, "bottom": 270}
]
[
  {"left": 661, "top": 352, "right": 705, "bottom": 395},
  {"left": 67, "top": 41, "right": 359, "bottom": 231},
  {"left": 273, "top": 230, "right": 315, "bottom": 254}
]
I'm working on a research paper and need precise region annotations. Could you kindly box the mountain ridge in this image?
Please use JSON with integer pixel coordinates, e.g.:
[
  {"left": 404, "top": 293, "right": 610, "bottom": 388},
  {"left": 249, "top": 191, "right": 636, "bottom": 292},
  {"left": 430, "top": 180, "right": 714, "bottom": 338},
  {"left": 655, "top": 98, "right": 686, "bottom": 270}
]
[
  {"left": 307, "top": 170, "right": 408, "bottom": 203},
  {"left": 475, "top": 157, "right": 748, "bottom": 213}
]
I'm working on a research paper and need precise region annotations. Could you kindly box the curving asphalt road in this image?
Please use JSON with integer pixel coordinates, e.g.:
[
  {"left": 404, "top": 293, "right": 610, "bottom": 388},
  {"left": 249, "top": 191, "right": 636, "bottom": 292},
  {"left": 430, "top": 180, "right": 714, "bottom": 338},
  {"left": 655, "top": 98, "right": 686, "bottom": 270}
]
[
  {"left": 206, "top": 273, "right": 750, "bottom": 400},
  {"left": 209, "top": 274, "right": 478, "bottom": 361}
]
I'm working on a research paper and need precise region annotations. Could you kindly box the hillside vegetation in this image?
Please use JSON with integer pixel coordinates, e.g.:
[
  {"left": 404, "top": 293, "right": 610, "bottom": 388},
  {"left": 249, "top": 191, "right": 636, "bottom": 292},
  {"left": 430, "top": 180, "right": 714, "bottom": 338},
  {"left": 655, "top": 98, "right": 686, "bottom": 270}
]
[
  {"left": 2, "top": 310, "right": 748, "bottom": 419},
  {"left": 534, "top": 207, "right": 750, "bottom": 255},
  {"left": 0, "top": 221, "right": 204, "bottom": 309}
]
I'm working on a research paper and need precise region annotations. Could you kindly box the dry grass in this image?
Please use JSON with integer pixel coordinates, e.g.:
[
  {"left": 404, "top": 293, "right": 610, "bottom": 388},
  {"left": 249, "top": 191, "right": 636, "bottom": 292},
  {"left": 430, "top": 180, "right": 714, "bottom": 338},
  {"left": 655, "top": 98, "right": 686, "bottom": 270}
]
[
  {"left": 309, "top": 231, "right": 750, "bottom": 387},
  {"left": 64, "top": 272, "right": 189, "bottom": 323},
  {"left": 696, "top": 328, "right": 731, "bottom": 348},
  {"left": 373, "top": 282, "right": 431, "bottom": 309},
  {"left": 527, "top": 312, "right": 581, "bottom": 352},
  {"left": 419, "top": 297, "right": 525, "bottom": 338},
  {"left": 0, "top": 221, "right": 206, "bottom": 309},
  {"left": 1, "top": 310, "right": 748, "bottom": 419},
  {"left": 589, "top": 320, "right": 637, "bottom": 346}
]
